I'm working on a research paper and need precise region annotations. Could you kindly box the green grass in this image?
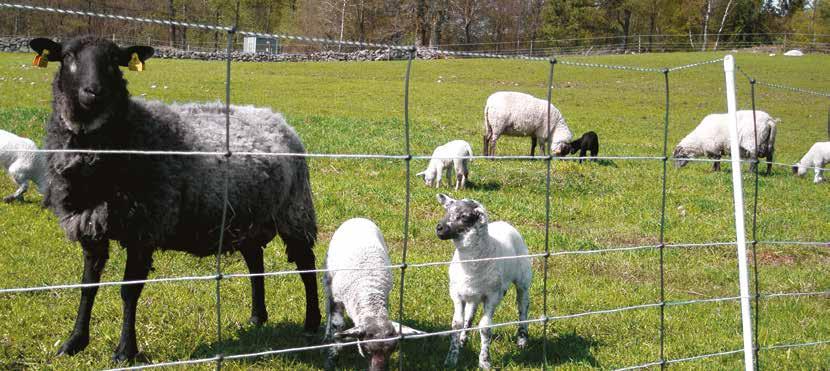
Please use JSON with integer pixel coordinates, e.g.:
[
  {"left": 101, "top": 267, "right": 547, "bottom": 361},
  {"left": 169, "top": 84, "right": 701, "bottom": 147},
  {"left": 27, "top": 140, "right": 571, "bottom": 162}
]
[{"left": 0, "top": 51, "right": 828, "bottom": 370}]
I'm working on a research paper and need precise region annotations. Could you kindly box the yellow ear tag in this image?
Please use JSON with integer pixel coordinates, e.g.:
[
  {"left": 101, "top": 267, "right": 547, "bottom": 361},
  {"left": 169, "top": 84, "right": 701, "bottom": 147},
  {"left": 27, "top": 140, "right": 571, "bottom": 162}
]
[
  {"left": 33, "top": 49, "right": 49, "bottom": 68},
  {"left": 128, "top": 53, "right": 144, "bottom": 72}
]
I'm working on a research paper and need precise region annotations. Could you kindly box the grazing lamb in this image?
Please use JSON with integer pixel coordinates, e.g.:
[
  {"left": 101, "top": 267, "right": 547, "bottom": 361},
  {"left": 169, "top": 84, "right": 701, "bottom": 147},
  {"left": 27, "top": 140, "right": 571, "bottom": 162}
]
[
  {"left": 31, "top": 36, "right": 320, "bottom": 362},
  {"left": 1, "top": 129, "right": 47, "bottom": 202},
  {"left": 323, "top": 218, "right": 423, "bottom": 371},
  {"left": 792, "top": 142, "right": 830, "bottom": 183},
  {"left": 416, "top": 139, "right": 473, "bottom": 190},
  {"left": 673, "top": 110, "right": 778, "bottom": 174},
  {"left": 567, "top": 131, "right": 599, "bottom": 163},
  {"left": 435, "top": 194, "right": 532, "bottom": 370},
  {"left": 483, "top": 91, "right": 573, "bottom": 157}
]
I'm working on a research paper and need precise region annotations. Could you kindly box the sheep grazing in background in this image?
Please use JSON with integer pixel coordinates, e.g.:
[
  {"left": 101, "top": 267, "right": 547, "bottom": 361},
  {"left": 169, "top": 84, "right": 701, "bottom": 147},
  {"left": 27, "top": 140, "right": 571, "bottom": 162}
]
[
  {"left": 0, "top": 129, "right": 47, "bottom": 203},
  {"left": 323, "top": 218, "right": 423, "bottom": 371},
  {"left": 792, "top": 142, "right": 830, "bottom": 183},
  {"left": 673, "top": 110, "right": 778, "bottom": 174},
  {"left": 31, "top": 36, "right": 320, "bottom": 362},
  {"left": 567, "top": 131, "right": 599, "bottom": 163},
  {"left": 416, "top": 139, "right": 473, "bottom": 190},
  {"left": 483, "top": 91, "right": 573, "bottom": 157},
  {"left": 435, "top": 194, "right": 532, "bottom": 370}
]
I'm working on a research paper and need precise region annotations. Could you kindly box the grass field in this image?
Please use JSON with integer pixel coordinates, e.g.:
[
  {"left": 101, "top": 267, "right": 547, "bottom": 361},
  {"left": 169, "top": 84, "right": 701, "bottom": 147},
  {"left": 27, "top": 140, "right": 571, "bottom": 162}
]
[{"left": 0, "top": 50, "right": 828, "bottom": 370}]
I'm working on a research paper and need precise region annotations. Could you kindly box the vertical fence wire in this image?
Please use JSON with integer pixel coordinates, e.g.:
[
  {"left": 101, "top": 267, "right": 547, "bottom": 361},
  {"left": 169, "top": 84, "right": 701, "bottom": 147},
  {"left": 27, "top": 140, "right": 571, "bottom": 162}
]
[
  {"left": 214, "top": 4, "right": 240, "bottom": 370},
  {"left": 397, "top": 47, "right": 415, "bottom": 370},
  {"left": 748, "top": 79, "right": 762, "bottom": 370},
  {"left": 658, "top": 69, "right": 671, "bottom": 368},
  {"left": 542, "top": 58, "right": 557, "bottom": 368}
]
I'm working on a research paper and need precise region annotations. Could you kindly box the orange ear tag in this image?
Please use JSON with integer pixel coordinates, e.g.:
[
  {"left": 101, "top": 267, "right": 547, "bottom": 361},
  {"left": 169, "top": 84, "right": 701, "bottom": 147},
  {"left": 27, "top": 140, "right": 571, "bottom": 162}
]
[
  {"left": 33, "top": 49, "right": 49, "bottom": 68},
  {"left": 128, "top": 53, "right": 144, "bottom": 72}
]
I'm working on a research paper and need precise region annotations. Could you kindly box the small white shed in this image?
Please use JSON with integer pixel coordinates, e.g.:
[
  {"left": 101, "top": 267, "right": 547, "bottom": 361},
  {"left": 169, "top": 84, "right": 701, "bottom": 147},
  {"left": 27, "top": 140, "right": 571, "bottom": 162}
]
[{"left": 243, "top": 36, "right": 280, "bottom": 54}]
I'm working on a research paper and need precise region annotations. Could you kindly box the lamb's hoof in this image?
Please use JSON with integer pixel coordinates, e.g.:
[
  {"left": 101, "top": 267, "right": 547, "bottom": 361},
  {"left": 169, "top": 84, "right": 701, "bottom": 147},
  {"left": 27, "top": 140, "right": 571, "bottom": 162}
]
[
  {"left": 56, "top": 333, "right": 89, "bottom": 356},
  {"left": 112, "top": 343, "right": 138, "bottom": 363},
  {"left": 517, "top": 336, "right": 528, "bottom": 348},
  {"left": 249, "top": 314, "right": 267, "bottom": 326},
  {"left": 444, "top": 352, "right": 459, "bottom": 368},
  {"left": 478, "top": 359, "right": 492, "bottom": 370}
]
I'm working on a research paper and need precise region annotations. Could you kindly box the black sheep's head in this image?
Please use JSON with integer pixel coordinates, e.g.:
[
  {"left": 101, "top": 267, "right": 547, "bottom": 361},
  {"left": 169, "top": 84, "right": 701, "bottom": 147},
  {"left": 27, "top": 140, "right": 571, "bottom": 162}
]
[{"left": 30, "top": 37, "right": 154, "bottom": 135}]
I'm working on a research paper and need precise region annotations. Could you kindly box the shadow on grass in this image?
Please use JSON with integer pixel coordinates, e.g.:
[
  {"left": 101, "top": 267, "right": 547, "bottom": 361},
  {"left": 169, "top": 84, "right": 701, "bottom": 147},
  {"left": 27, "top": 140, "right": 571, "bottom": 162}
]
[
  {"left": 465, "top": 180, "right": 503, "bottom": 191},
  {"left": 546, "top": 331, "right": 601, "bottom": 367}
]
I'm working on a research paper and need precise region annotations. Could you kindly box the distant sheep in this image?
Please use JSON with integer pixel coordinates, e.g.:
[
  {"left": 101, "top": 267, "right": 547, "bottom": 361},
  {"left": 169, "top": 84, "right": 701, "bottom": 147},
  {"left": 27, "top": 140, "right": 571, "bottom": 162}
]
[
  {"left": 416, "top": 139, "right": 473, "bottom": 190},
  {"left": 673, "top": 110, "right": 778, "bottom": 174},
  {"left": 792, "top": 142, "right": 830, "bottom": 183},
  {"left": 323, "top": 218, "right": 423, "bottom": 371},
  {"left": 1, "top": 129, "right": 47, "bottom": 202},
  {"left": 32, "top": 36, "right": 320, "bottom": 362},
  {"left": 567, "top": 131, "right": 599, "bottom": 162},
  {"left": 483, "top": 91, "right": 573, "bottom": 157},
  {"left": 435, "top": 194, "right": 532, "bottom": 370}
]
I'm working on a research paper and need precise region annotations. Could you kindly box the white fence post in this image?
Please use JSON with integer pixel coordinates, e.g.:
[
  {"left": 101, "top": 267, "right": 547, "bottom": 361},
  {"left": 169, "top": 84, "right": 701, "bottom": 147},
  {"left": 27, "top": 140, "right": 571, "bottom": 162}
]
[{"left": 722, "top": 54, "right": 755, "bottom": 370}]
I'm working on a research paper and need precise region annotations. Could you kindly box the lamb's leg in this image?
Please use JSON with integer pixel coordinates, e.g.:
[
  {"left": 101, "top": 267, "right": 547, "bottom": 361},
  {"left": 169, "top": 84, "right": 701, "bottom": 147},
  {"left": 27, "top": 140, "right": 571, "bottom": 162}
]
[
  {"left": 57, "top": 240, "right": 109, "bottom": 356},
  {"left": 458, "top": 301, "right": 478, "bottom": 347},
  {"left": 3, "top": 172, "right": 28, "bottom": 203},
  {"left": 240, "top": 246, "right": 268, "bottom": 326},
  {"left": 446, "top": 166, "right": 453, "bottom": 188},
  {"left": 765, "top": 149, "right": 774, "bottom": 175},
  {"left": 324, "top": 299, "right": 345, "bottom": 370},
  {"left": 477, "top": 297, "right": 500, "bottom": 370},
  {"left": 113, "top": 247, "right": 153, "bottom": 362},
  {"left": 712, "top": 155, "right": 721, "bottom": 172},
  {"left": 815, "top": 167, "right": 824, "bottom": 183},
  {"left": 579, "top": 148, "right": 587, "bottom": 164},
  {"left": 516, "top": 284, "right": 530, "bottom": 348},
  {"left": 530, "top": 137, "right": 537, "bottom": 157},
  {"left": 444, "top": 296, "right": 465, "bottom": 367},
  {"left": 489, "top": 135, "right": 500, "bottom": 157},
  {"left": 483, "top": 134, "right": 490, "bottom": 157}
]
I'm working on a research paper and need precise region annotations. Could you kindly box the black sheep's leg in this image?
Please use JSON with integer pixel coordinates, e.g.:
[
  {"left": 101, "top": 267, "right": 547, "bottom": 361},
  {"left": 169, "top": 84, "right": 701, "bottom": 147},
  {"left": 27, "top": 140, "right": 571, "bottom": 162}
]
[
  {"left": 579, "top": 148, "right": 587, "bottom": 164},
  {"left": 712, "top": 156, "right": 722, "bottom": 172},
  {"left": 113, "top": 247, "right": 153, "bottom": 362},
  {"left": 58, "top": 239, "right": 109, "bottom": 356},
  {"left": 241, "top": 246, "right": 268, "bottom": 326},
  {"left": 284, "top": 235, "right": 321, "bottom": 334}
]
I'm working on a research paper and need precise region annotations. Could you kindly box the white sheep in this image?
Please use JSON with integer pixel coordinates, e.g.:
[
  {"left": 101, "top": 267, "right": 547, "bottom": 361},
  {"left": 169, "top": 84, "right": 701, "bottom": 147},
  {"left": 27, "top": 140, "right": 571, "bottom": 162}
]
[
  {"left": 483, "top": 91, "right": 573, "bottom": 157},
  {"left": 434, "top": 194, "right": 532, "bottom": 370},
  {"left": 673, "top": 110, "right": 778, "bottom": 174},
  {"left": 416, "top": 139, "right": 473, "bottom": 190},
  {"left": 323, "top": 218, "right": 423, "bottom": 371},
  {"left": 792, "top": 142, "right": 830, "bottom": 183},
  {"left": 0, "top": 129, "right": 47, "bottom": 203}
]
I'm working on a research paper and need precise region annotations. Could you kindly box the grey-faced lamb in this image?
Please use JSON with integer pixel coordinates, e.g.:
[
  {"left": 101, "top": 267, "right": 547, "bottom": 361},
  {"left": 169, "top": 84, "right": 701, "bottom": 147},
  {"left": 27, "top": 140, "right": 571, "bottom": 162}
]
[
  {"left": 416, "top": 139, "right": 473, "bottom": 190},
  {"left": 31, "top": 36, "right": 320, "bottom": 362},
  {"left": 1, "top": 129, "right": 47, "bottom": 202},
  {"left": 792, "top": 142, "right": 830, "bottom": 183},
  {"left": 435, "top": 194, "right": 532, "bottom": 370},
  {"left": 323, "top": 218, "right": 423, "bottom": 371},
  {"left": 483, "top": 91, "right": 573, "bottom": 157},
  {"left": 673, "top": 110, "right": 778, "bottom": 174}
]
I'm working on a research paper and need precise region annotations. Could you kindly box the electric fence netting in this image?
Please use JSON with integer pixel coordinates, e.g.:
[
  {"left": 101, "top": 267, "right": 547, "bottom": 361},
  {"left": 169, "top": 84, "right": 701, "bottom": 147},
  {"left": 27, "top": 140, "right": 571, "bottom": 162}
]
[{"left": 0, "top": 2, "right": 828, "bottom": 370}]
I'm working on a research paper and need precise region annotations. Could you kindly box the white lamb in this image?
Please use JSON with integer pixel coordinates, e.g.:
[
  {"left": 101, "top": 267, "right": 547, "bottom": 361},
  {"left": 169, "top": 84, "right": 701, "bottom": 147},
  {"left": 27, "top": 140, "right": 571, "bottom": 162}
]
[
  {"left": 0, "top": 129, "right": 47, "bottom": 203},
  {"left": 673, "top": 110, "right": 778, "bottom": 174},
  {"left": 434, "top": 194, "right": 532, "bottom": 370},
  {"left": 416, "top": 139, "right": 473, "bottom": 190},
  {"left": 323, "top": 218, "right": 423, "bottom": 371},
  {"left": 792, "top": 142, "right": 830, "bottom": 183},
  {"left": 483, "top": 91, "right": 573, "bottom": 157}
]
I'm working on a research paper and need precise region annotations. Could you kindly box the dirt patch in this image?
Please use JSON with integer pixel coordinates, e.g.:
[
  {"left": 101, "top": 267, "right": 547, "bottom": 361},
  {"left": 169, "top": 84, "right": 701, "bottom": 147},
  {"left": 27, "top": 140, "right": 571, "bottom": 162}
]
[{"left": 754, "top": 250, "right": 796, "bottom": 266}]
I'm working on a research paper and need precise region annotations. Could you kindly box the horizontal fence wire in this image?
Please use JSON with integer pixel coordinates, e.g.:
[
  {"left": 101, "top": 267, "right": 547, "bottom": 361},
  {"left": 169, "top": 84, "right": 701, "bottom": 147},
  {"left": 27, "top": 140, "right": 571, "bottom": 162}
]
[
  {"left": 759, "top": 240, "right": 830, "bottom": 247},
  {"left": 667, "top": 58, "right": 725, "bottom": 72},
  {"left": 763, "top": 290, "right": 830, "bottom": 299},
  {"left": 762, "top": 340, "right": 830, "bottom": 351},
  {"left": 663, "top": 348, "right": 745, "bottom": 365}
]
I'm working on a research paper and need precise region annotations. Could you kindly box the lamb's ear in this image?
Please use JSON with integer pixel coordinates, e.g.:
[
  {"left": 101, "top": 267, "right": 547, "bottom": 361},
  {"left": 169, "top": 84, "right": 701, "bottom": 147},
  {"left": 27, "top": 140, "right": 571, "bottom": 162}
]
[
  {"left": 334, "top": 326, "right": 365, "bottom": 341},
  {"left": 29, "top": 38, "right": 62, "bottom": 61},
  {"left": 415, "top": 171, "right": 426, "bottom": 178},
  {"left": 390, "top": 321, "right": 427, "bottom": 336},
  {"left": 473, "top": 205, "right": 489, "bottom": 224},
  {"left": 119, "top": 45, "right": 155, "bottom": 67},
  {"left": 436, "top": 193, "right": 455, "bottom": 208}
]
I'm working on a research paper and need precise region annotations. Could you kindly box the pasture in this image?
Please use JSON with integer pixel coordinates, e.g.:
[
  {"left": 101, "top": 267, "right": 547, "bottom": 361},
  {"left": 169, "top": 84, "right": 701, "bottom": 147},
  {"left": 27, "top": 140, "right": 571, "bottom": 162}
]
[{"left": 0, "top": 50, "right": 828, "bottom": 369}]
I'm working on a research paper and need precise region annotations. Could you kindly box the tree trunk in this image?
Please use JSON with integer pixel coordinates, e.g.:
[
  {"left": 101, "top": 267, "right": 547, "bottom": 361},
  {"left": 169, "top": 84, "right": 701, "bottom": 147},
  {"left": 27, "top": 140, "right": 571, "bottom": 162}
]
[
  {"left": 415, "top": 0, "right": 428, "bottom": 46},
  {"left": 181, "top": 2, "right": 188, "bottom": 50},
  {"left": 338, "top": 0, "right": 347, "bottom": 52},
  {"left": 713, "top": 0, "right": 734, "bottom": 51},
  {"left": 429, "top": 1, "right": 447, "bottom": 47},
  {"left": 168, "top": 0, "right": 177, "bottom": 48},
  {"left": 622, "top": 8, "right": 631, "bottom": 51},
  {"left": 689, "top": 28, "right": 696, "bottom": 49},
  {"left": 701, "top": 0, "right": 711, "bottom": 51}
]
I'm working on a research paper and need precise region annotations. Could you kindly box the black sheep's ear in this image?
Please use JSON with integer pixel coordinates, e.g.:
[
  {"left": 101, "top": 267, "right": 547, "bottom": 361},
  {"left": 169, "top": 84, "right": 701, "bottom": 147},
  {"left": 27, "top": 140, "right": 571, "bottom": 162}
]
[
  {"left": 119, "top": 46, "right": 155, "bottom": 67},
  {"left": 29, "top": 38, "right": 62, "bottom": 61}
]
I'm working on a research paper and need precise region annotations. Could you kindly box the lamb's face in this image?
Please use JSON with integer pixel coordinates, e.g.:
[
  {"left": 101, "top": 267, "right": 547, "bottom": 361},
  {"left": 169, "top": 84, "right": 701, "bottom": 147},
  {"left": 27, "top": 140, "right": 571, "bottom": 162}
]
[
  {"left": 673, "top": 146, "right": 690, "bottom": 168},
  {"left": 360, "top": 320, "right": 399, "bottom": 371},
  {"left": 29, "top": 37, "right": 153, "bottom": 135},
  {"left": 435, "top": 193, "right": 486, "bottom": 240}
]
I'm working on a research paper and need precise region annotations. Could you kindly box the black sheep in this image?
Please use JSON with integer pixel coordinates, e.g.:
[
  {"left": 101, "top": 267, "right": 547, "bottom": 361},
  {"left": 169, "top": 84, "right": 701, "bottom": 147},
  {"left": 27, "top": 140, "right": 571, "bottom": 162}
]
[
  {"left": 30, "top": 36, "right": 320, "bottom": 362},
  {"left": 567, "top": 131, "right": 599, "bottom": 163}
]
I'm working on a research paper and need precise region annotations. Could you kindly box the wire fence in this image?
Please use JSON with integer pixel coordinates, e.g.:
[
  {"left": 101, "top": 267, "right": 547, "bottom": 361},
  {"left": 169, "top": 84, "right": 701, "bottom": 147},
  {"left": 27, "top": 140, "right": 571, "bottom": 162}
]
[{"left": 0, "top": 2, "right": 828, "bottom": 370}]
